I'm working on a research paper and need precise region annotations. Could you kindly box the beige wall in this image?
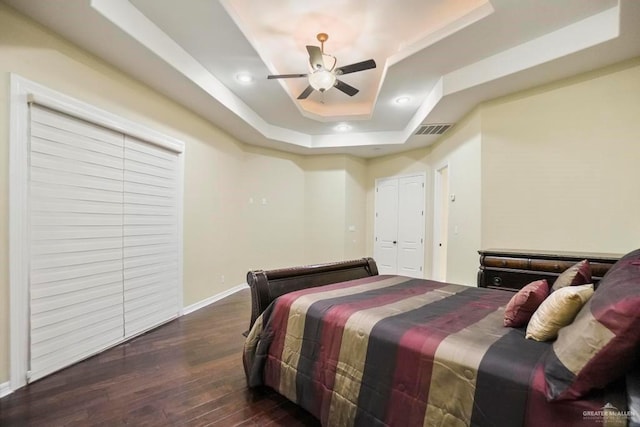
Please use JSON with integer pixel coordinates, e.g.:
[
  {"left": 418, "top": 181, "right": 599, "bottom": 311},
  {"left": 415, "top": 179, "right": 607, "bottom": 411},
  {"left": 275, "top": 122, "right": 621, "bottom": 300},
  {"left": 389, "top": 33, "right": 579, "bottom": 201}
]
[
  {"left": 0, "top": 5, "right": 367, "bottom": 384},
  {"left": 303, "top": 156, "right": 347, "bottom": 263},
  {"left": 242, "top": 146, "right": 307, "bottom": 271},
  {"left": 365, "top": 111, "right": 482, "bottom": 286},
  {"left": 481, "top": 59, "right": 640, "bottom": 254},
  {"left": 344, "top": 156, "right": 368, "bottom": 260},
  {"left": 428, "top": 111, "right": 482, "bottom": 285},
  {"left": 365, "top": 59, "right": 640, "bottom": 284},
  {"left": 302, "top": 155, "right": 368, "bottom": 263}
]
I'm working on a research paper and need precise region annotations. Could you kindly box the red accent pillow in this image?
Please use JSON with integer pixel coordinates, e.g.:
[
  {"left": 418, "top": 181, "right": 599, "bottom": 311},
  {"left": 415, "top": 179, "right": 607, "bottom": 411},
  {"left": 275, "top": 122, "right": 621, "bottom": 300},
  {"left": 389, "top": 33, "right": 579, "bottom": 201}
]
[
  {"left": 504, "top": 279, "right": 550, "bottom": 328},
  {"left": 544, "top": 248, "right": 640, "bottom": 400}
]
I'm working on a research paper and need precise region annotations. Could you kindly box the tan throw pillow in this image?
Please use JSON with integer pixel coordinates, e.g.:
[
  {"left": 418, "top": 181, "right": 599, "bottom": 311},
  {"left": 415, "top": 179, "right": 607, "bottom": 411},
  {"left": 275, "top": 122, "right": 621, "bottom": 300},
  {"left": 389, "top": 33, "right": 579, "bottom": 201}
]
[
  {"left": 525, "top": 284, "right": 594, "bottom": 342},
  {"left": 551, "top": 259, "right": 591, "bottom": 292}
]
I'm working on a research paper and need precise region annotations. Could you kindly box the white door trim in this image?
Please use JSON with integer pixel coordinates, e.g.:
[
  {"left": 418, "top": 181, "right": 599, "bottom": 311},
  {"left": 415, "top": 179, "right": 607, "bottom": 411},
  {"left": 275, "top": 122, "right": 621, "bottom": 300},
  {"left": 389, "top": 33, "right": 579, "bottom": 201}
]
[
  {"left": 8, "top": 74, "right": 185, "bottom": 391},
  {"left": 9, "top": 75, "right": 31, "bottom": 392},
  {"left": 432, "top": 162, "right": 450, "bottom": 281}
]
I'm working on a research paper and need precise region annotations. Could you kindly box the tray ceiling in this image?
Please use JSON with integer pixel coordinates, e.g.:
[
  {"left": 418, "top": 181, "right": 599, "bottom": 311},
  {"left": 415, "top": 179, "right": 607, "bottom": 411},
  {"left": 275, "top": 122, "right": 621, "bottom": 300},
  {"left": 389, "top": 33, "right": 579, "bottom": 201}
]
[{"left": 4, "top": 0, "right": 639, "bottom": 157}]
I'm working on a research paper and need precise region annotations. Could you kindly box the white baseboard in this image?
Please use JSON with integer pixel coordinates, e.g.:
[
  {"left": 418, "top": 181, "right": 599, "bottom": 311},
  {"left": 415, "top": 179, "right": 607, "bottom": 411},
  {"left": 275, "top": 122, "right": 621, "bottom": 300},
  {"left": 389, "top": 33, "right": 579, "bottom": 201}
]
[
  {"left": 181, "top": 283, "right": 249, "bottom": 315},
  {"left": 0, "top": 381, "right": 11, "bottom": 398}
]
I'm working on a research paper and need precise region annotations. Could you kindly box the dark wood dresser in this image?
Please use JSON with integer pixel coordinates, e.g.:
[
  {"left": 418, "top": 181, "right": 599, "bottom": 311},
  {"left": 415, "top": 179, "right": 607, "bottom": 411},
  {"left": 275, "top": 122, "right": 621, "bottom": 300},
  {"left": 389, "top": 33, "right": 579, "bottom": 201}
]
[{"left": 478, "top": 249, "right": 622, "bottom": 292}]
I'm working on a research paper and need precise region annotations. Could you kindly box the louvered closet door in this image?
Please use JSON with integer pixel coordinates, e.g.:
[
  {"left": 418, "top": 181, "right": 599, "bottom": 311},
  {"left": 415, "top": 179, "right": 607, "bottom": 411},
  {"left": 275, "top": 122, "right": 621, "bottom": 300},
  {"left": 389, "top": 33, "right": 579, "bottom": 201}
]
[
  {"left": 29, "top": 105, "right": 125, "bottom": 382},
  {"left": 123, "top": 135, "right": 179, "bottom": 337}
]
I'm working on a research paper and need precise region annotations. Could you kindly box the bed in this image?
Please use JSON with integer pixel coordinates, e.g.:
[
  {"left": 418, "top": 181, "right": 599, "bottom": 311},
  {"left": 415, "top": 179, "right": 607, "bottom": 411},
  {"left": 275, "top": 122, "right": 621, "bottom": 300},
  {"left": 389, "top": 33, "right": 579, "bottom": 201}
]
[{"left": 243, "top": 252, "right": 640, "bottom": 426}]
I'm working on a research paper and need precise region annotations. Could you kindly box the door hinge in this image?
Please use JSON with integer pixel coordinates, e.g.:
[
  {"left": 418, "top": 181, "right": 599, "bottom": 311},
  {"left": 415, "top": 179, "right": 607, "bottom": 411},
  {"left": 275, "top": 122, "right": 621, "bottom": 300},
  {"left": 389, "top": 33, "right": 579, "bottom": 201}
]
[
  {"left": 375, "top": 237, "right": 378, "bottom": 242},
  {"left": 421, "top": 238, "right": 423, "bottom": 244},
  {"left": 422, "top": 183, "right": 424, "bottom": 188},
  {"left": 421, "top": 210, "right": 424, "bottom": 216},
  {"left": 420, "top": 266, "right": 423, "bottom": 271}
]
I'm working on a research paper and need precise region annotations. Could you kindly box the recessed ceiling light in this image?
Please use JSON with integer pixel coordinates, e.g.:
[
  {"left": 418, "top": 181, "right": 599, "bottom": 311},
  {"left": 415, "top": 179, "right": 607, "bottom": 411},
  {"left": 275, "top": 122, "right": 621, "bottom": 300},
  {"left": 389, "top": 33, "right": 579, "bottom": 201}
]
[
  {"left": 236, "top": 72, "right": 254, "bottom": 84},
  {"left": 394, "top": 96, "right": 411, "bottom": 105},
  {"left": 335, "top": 123, "right": 351, "bottom": 132}
]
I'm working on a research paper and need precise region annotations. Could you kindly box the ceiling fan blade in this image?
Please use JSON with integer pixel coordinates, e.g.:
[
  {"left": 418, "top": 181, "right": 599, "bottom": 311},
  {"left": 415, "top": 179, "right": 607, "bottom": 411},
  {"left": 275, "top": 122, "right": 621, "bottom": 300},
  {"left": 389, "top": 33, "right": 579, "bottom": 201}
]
[
  {"left": 306, "top": 45, "right": 325, "bottom": 70},
  {"left": 335, "top": 59, "right": 376, "bottom": 75},
  {"left": 334, "top": 80, "right": 359, "bottom": 96},
  {"left": 267, "top": 73, "right": 308, "bottom": 79},
  {"left": 297, "top": 85, "right": 315, "bottom": 100}
]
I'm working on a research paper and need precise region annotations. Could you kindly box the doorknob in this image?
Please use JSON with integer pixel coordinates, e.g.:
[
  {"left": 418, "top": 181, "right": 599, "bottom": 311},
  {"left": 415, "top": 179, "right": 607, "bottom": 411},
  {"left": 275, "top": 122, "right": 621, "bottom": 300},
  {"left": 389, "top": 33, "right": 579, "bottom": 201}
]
[{"left": 393, "top": 241, "right": 397, "bottom": 244}]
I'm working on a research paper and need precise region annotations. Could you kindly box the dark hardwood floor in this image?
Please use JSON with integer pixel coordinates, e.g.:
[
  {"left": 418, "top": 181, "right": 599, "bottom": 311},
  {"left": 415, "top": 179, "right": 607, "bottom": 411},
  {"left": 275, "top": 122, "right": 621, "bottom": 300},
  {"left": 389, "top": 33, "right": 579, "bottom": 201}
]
[{"left": 0, "top": 289, "right": 320, "bottom": 426}]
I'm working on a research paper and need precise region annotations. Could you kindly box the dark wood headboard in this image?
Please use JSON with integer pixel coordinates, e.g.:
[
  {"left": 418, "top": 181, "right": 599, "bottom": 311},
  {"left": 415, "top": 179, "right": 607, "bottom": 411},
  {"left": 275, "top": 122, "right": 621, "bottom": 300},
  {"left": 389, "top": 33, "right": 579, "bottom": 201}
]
[
  {"left": 478, "top": 249, "right": 622, "bottom": 292},
  {"left": 246, "top": 257, "right": 378, "bottom": 332}
]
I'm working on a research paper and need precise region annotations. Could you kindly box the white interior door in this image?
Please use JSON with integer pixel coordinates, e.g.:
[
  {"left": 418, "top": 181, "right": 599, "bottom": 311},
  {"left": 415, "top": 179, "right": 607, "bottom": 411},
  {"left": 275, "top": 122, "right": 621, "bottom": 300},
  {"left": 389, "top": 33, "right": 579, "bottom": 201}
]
[
  {"left": 432, "top": 165, "right": 450, "bottom": 282},
  {"left": 397, "top": 175, "right": 425, "bottom": 277},
  {"left": 374, "top": 174, "right": 425, "bottom": 278},
  {"left": 374, "top": 178, "right": 399, "bottom": 275}
]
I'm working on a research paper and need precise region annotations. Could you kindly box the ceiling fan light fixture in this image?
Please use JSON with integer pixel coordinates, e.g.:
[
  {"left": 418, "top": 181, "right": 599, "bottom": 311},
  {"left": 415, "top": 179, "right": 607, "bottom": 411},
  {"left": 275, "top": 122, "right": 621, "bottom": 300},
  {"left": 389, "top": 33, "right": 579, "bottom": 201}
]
[
  {"left": 308, "top": 69, "right": 336, "bottom": 92},
  {"left": 267, "top": 32, "right": 376, "bottom": 99}
]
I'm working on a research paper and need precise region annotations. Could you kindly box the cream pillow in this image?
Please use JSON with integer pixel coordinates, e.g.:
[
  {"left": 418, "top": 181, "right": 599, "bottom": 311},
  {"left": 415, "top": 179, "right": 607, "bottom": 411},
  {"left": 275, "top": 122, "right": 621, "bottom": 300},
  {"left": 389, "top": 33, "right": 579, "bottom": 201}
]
[{"left": 525, "top": 284, "right": 594, "bottom": 342}]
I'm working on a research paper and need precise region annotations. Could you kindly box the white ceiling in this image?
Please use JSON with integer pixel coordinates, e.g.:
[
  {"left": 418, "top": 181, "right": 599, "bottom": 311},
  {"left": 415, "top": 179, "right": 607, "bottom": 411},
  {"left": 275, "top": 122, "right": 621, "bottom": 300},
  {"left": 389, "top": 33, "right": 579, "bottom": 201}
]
[{"left": 4, "top": 0, "right": 640, "bottom": 158}]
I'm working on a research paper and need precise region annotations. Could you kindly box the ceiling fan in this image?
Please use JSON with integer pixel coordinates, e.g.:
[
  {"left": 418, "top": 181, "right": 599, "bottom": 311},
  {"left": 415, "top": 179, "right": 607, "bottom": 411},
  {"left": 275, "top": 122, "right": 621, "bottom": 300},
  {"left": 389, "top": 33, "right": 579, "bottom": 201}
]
[{"left": 267, "top": 33, "right": 377, "bottom": 100}]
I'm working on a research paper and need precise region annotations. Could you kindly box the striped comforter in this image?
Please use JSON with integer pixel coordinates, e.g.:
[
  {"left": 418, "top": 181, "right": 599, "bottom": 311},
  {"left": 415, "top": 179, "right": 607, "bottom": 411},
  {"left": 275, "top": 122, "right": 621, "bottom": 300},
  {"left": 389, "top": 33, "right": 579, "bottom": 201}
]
[{"left": 243, "top": 275, "right": 628, "bottom": 426}]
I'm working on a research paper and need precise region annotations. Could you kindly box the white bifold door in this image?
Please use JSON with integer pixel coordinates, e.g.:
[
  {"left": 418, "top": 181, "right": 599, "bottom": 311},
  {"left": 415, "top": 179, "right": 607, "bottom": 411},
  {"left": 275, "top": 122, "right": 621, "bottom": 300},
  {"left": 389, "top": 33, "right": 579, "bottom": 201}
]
[
  {"left": 28, "top": 105, "right": 179, "bottom": 382},
  {"left": 374, "top": 174, "right": 425, "bottom": 278}
]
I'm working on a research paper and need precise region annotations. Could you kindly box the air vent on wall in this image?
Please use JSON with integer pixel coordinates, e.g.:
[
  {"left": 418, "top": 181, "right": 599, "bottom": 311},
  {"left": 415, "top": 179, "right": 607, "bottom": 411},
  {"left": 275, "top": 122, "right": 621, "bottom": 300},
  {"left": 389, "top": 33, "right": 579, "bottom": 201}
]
[{"left": 415, "top": 123, "right": 452, "bottom": 135}]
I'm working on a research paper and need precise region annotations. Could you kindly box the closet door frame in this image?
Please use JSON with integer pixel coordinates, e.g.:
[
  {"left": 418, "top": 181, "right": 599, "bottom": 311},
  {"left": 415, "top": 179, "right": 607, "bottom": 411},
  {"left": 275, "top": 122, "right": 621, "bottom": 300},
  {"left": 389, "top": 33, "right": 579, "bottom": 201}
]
[{"left": 9, "top": 74, "right": 185, "bottom": 391}]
